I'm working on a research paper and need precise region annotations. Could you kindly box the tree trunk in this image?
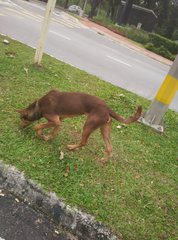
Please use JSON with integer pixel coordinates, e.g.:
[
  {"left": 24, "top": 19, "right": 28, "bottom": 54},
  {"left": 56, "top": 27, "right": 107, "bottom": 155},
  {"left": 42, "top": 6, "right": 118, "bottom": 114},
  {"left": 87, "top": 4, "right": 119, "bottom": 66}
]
[
  {"left": 88, "top": 0, "right": 102, "bottom": 19},
  {"left": 118, "top": 0, "right": 134, "bottom": 25},
  {"left": 64, "top": 0, "right": 69, "bottom": 9}
]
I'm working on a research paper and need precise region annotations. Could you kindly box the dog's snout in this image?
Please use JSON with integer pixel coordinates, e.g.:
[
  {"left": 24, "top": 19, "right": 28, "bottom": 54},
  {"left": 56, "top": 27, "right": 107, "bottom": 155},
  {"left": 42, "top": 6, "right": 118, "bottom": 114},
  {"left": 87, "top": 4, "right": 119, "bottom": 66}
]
[{"left": 19, "top": 120, "right": 30, "bottom": 128}]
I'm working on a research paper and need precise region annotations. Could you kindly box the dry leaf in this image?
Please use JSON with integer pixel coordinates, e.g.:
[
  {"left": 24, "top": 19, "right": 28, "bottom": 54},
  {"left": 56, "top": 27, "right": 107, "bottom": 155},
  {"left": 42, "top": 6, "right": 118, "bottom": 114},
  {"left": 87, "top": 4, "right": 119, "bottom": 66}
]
[
  {"left": 5, "top": 51, "right": 16, "bottom": 58},
  {"left": 24, "top": 68, "right": 29, "bottom": 76},
  {"left": 74, "top": 164, "right": 78, "bottom": 172},
  {"left": 59, "top": 151, "right": 64, "bottom": 160},
  {"left": 64, "top": 165, "right": 70, "bottom": 177},
  {"left": 0, "top": 190, "right": 5, "bottom": 197},
  {"left": 3, "top": 39, "right": 9, "bottom": 44},
  {"left": 118, "top": 93, "right": 125, "bottom": 97},
  {"left": 55, "top": 230, "right": 59, "bottom": 235}
]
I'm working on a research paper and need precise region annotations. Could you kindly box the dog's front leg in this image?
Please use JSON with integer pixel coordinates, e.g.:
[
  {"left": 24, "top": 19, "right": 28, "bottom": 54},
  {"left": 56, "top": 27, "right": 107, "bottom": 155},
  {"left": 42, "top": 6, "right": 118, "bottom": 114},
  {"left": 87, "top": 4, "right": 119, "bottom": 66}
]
[
  {"left": 34, "top": 122, "right": 54, "bottom": 138},
  {"left": 43, "top": 116, "right": 61, "bottom": 141},
  {"left": 34, "top": 115, "right": 61, "bottom": 141},
  {"left": 43, "top": 124, "right": 60, "bottom": 141}
]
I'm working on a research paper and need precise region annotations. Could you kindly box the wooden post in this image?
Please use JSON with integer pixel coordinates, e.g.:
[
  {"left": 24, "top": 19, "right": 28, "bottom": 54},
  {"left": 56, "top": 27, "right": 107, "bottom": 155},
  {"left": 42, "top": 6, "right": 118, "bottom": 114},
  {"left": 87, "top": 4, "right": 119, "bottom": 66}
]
[{"left": 34, "top": 0, "right": 57, "bottom": 65}]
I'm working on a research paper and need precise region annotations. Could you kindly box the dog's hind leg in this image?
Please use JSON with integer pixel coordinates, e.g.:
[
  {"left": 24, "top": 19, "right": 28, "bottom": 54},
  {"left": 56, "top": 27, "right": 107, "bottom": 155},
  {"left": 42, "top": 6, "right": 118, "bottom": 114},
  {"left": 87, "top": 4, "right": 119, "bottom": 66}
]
[
  {"left": 67, "top": 113, "right": 104, "bottom": 151},
  {"left": 100, "top": 118, "right": 113, "bottom": 164}
]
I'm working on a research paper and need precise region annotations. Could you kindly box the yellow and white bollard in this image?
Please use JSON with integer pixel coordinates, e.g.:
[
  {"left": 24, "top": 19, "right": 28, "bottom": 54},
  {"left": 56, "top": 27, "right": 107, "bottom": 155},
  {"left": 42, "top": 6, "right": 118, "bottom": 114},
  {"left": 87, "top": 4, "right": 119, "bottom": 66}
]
[{"left": 139, "top": 54, "right": 178, "bottom": 132}]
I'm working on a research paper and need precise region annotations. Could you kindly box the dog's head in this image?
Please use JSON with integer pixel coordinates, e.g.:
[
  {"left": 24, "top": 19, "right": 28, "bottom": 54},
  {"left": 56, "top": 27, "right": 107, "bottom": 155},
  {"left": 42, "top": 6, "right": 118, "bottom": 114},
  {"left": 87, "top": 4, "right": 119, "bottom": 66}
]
[{"left": 16, "top": 100, "right": 41, "bottom": 128}]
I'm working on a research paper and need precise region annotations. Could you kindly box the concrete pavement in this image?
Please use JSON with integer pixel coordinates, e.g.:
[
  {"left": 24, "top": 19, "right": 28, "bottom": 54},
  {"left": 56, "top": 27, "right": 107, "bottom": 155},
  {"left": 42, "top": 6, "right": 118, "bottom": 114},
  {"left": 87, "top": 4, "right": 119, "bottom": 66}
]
[
  {"left": 0, "top": 161, "right": 119, "bottom": 240},
  {"left": 0, "top": 190, "right": 71, "bottom": 240}
]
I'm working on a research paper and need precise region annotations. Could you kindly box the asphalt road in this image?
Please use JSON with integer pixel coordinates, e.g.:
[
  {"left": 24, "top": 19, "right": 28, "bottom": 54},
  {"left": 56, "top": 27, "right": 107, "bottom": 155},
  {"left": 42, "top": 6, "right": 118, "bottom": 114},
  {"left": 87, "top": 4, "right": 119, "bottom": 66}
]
[
  {"left": 0, "top": 190, "right": 71, "bottom": 240},
  {"left": 0, "top": 0, "right": 177, "bottom": 111}
]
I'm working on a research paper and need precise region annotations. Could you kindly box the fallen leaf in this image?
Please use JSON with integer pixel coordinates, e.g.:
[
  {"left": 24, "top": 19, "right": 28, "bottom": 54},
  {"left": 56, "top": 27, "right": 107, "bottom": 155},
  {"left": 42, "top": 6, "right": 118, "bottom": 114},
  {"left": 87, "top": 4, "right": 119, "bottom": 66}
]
[
  {"left": 54, "top": 230, "right": 60, "bottom": 235},
  {"left": 24, "top": 68, "right": 29, "bottom": 76},
  {"left": 0, "top": 190, "right": 5, "bottom": 197},
  {"left": 64, "top": 165, "right": 70, "bottom": 177},
  {"left": 5, "top": 51, "right": 16, "bottom": 58},
  {"left": 74, "top": 164, "right": 78, "bottom": 172},
  {"left": 59, "top": 151, "right": 64, "bottom": 160},
  {"left": 3, "top": 39, "right": 9, "bottom": 44},
  {"left": 118, "top": 93, "right": 125, "bottom": 97}
]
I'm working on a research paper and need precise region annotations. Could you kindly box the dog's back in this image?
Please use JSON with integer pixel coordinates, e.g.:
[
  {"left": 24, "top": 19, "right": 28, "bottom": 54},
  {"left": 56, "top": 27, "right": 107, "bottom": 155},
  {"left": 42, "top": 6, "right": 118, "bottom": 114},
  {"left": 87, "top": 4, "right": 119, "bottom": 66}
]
[{"left": 38, "top": 90, "right": 108, "bottom": 116}]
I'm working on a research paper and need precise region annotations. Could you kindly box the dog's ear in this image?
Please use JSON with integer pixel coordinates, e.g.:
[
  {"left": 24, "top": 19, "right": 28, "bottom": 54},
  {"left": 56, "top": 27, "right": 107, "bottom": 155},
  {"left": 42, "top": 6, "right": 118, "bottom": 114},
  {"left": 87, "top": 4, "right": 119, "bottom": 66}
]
[{"left": 16, "top": 109, "right": 25, "bottom": 114}]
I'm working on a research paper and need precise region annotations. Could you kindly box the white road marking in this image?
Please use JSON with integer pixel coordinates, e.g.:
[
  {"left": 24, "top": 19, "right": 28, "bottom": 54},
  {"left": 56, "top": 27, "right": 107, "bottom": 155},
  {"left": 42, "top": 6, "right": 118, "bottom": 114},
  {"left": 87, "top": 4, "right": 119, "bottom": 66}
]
[
  {"left": 5, "top": 7, "right": 41, "bottom": 22},
  {"left": 50, "top": 30, "right": 71, "bottom": 40},
  {"left": 101, "top": 44, "right": 117, "bottom": 53},
  {"left": 107, "top": 55, "right": 132, "bottom": 67},
  {"left": 3, "top": 3, "right": 84, "bottom": 28}
]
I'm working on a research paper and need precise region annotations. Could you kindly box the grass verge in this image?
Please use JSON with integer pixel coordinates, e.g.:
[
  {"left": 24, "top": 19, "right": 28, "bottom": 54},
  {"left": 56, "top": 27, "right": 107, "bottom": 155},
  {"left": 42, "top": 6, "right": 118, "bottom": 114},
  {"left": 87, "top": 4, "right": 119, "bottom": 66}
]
[{"left": 0, "top": 35, "right": 177, "bottom": 240}]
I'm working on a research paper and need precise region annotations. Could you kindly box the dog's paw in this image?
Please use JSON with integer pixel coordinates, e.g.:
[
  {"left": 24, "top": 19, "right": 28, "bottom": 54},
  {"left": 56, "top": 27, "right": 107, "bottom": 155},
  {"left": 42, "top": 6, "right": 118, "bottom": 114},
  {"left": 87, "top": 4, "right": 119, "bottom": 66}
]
[
  {"left": 43, "top": 135, "right": 51, "bottom": 141},
  {"left": 34, "top": 128, "right": 43, "bottom": 137},
  {"left": 99, "top": 157, "right": 108, "bottom": 165},
  {"left": 67, "top": 144, "right": 79, "bottom": 151}
]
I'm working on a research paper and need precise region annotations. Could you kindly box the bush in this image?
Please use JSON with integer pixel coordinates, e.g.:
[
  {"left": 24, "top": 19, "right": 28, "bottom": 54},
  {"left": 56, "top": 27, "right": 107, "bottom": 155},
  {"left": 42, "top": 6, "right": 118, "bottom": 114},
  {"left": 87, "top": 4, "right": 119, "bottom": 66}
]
[
  {"left": 145, "top": 43, "right": 175, "bottom": 61},
  {"left": 93, "top": 15, "right": 113, "bottom": 26},
  {"left": 115, "top": 25, "right": 149, "bottom": 45},
  {"left": 148, "top": 33, "right": 178, "bottom": 55},
  {"left": 93, "top": 16, "right": 150, "bottom": 45},
  {"left": 172, "top": 30, "right": 178, "bottom": 41}
]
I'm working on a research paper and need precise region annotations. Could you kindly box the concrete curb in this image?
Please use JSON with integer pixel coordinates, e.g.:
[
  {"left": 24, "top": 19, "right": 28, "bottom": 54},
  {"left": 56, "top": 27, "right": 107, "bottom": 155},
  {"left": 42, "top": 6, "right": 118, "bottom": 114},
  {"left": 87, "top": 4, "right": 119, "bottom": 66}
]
[{"left": 0, "top": 160, "right": 121, "bottom": 240}]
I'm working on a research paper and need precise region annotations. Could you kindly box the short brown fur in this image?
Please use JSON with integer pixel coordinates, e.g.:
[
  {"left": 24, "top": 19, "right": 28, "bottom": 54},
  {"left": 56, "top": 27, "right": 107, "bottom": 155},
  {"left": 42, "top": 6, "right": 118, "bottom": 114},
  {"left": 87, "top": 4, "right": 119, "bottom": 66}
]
[{"left": 17, "top": 90, "right": 142, "bottom": 163}]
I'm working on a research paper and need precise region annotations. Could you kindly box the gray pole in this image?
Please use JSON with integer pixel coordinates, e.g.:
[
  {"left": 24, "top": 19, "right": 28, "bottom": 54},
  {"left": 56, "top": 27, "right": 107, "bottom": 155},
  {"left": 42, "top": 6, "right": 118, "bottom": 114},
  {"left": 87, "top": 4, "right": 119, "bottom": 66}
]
[{"left": 139, "top": 54, "right": 178, "bottom": 132}]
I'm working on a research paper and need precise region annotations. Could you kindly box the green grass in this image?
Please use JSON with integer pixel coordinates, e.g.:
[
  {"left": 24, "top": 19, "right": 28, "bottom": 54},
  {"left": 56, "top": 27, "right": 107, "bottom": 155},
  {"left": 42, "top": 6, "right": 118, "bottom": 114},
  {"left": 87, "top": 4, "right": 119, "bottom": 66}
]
[{"left": 0, "top": 35, "right": 178, "bottom": 240}]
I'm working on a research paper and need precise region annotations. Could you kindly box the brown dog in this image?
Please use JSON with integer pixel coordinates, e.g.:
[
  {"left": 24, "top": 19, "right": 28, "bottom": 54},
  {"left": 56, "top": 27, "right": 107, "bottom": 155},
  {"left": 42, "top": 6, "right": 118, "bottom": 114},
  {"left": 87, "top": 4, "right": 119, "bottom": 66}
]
[{"left": 17, "top": 90, "right": 142, "bottom": 162}]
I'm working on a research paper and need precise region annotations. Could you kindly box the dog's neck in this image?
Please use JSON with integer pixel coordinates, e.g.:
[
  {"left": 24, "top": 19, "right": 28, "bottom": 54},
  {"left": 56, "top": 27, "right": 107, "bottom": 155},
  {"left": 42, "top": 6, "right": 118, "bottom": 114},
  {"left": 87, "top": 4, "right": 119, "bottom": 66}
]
[
  {"left": 27, "top": 100, "right": 42, "bottom": 121},
  {"left": 33, "top": 100, "right": 42, "bottom": 120},
  {"left": 33, "top": 111, "right": 42, "bottom": 121}
]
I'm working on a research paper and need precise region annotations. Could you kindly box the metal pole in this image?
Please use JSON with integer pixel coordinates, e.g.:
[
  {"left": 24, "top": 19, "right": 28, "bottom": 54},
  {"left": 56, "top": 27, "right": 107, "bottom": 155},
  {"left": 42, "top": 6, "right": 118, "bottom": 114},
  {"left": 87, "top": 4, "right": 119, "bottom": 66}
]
[
  {"left": 34, "top": 0, "right": 57, "bottom": 65},
  {"left": 139, "top": 54, "right": 178, "bottom": 132}
]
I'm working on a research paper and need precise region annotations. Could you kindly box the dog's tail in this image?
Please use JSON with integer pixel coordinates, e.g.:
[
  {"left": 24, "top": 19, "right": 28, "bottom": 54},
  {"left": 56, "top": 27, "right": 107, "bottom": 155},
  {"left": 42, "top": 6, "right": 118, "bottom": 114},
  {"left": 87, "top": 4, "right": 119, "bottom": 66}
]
[{"left": 109, "top": 106, "right": 142, "bottom": 124}]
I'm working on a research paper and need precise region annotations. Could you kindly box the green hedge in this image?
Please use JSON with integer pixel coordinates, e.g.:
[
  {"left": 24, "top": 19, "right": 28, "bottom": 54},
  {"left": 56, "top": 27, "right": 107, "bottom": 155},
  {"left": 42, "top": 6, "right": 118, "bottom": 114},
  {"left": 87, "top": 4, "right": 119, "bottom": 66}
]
[
  {"left": 114, "top": 25, "right": 150, "bottom": 45},
  {"left": 148, "top": 33, "right": 178, "bottom": 55},
  {"left": 145, "top": 43, "right": 175, "bottom": 61},
  {"left": 93, "top": 16, "right": 149, "bottom": 45}
]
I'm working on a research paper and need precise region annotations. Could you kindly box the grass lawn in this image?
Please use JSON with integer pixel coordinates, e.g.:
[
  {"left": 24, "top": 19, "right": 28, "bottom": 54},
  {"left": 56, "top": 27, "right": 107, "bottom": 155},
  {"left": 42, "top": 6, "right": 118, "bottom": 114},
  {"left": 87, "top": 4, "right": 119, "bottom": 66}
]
[{"left": 0, "top": 35, "right": 177, "bottom": 240}]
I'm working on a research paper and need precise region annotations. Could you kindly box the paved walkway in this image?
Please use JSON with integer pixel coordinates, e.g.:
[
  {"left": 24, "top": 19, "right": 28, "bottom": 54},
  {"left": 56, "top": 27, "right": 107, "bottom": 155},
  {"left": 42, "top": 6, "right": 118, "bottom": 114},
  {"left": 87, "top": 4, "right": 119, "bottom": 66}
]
[
  {"left": 0, "top": 190, "right": 72, "bottom": 240},
  {"left": 80, "top": 18, "right": 173, "bottom": 66}
]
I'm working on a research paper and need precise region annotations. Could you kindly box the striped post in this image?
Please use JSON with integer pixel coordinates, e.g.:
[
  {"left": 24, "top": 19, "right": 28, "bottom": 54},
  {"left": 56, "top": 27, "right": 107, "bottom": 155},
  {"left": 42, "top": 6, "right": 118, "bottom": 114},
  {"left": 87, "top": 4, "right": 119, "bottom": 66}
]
[{"left": 139, "top": 54, "right": 178, "bottom": 132}]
